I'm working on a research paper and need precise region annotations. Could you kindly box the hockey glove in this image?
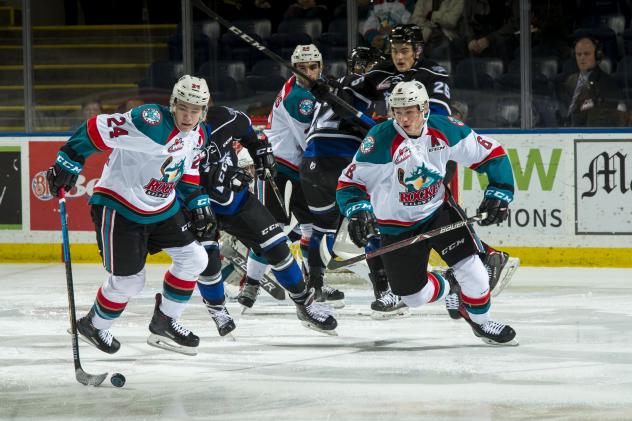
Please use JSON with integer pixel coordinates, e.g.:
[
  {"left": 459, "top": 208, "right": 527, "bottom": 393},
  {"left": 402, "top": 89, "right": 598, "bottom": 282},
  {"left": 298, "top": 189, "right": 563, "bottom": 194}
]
[
  {"left": 348, "top": 210, "right": 380, "bottom": 248},
  {"left": 190, "top": 205, "right": 217, "bottom": 240},
  {"left": 309, "top": 79, "right": 332, "bottom": 102},
  {"left": 250, "top": 132, "right": 277, "bottom": 180},
  {"left": 206, "top": 161, "right": 253, "bottom": 192},
  {"left": 477, "top": 185, "right": 513, "bottom": 226},
  {"left": 47, "top": 150, "right": 83, "bottom": 197}
]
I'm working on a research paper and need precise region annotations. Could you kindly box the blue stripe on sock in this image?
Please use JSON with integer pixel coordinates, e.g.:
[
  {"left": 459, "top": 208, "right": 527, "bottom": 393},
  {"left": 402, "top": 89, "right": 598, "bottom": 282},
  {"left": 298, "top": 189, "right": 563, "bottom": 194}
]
[
  {"left": 197, "top": 281, "right": 225, "bottom": 303},
  {"left": 271, "top": 260, "right": 302, "bottom": 289}
]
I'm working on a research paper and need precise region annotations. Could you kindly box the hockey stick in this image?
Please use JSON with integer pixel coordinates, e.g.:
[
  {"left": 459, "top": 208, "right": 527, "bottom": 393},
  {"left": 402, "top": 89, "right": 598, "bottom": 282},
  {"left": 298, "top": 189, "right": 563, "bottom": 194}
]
[
  {"left": 265, "top": 169, "right": 288, "bottom": 220},
  {"left": 327, "top": 213, "right": 487, "bottom": 270},
  {"left": 58, "top": 188, "right": 108, "bottom": 386},
  {"left": 191, "top": 0, "right": 376, "bottom": 131}
]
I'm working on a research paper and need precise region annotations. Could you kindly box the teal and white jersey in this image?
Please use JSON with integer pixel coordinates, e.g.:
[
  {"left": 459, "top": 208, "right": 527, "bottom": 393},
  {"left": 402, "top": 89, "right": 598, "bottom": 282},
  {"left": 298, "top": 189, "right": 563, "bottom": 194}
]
[
  {"left": 60, "top": 104, "right": 208, "bottom": 224},
  {"left": 264, "top": 75, "right": 316, "bottom": 177},
  {"left": 336, "top": 115, "right": 514, "bottom": 235}
]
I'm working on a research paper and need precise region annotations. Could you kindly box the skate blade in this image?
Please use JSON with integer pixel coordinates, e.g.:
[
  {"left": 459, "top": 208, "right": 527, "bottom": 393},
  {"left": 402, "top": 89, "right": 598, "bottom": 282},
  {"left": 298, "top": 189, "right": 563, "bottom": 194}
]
[
  {"left": 478, "top": 336, "right": 520, "bottom": 347},
  {"left": 492, "top": 257, "right": 520, "bottom": 297},
  {"left": 240, "top": 304, "right": 253, "bottom": 315},
  {"left": 147, "top": 334, "right": 197, "bottom": 356},
  {"left": 370, "top": 307, "right": 410, "bottom": 320},
  {"left": 300, "top": 321, "right": 338, "bottom": 336},
  {"left": 328, "top": 300, "right": 345, "bottom": 309}
]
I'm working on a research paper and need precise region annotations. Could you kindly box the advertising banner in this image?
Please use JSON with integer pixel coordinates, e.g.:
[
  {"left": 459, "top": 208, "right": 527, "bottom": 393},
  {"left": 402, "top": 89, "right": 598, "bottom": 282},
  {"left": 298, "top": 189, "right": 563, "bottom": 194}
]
[
  {"left": 575, "top": 139, "right": 632, "bottom": 234},
  {"left": 29, "top": 141, "right": 110, "bottom": 231},
  {"left": 0, "top": 146, "right": 22, "bottom": 229}
]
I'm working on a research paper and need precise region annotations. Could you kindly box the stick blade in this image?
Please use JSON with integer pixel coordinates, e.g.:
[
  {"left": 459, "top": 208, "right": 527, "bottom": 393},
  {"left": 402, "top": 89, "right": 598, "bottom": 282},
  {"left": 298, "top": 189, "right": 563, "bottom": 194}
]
[{"left": 75, "top": 368, "right": 108, "bottom": 386}]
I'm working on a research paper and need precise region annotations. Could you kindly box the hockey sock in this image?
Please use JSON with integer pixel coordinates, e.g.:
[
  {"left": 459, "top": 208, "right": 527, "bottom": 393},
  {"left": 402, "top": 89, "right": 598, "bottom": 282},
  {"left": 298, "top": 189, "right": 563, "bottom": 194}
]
[
  {"left": 197, "top": 273, "right": 225, "bottom": 306},
  {"left": 161, "top": 270, "right": 197, "bottom": 318},
  {"left": 452, "top": 254, "right": 491, "bottom": 324},
  {"left": 91, "top": 286, "right": 127, "bottom": 330},
  {"left": 289, "top": 286, "right": 310, "bottom": 304},
  {"left": 400, "top": 271, "right": 450, "bottom": 308},
  {"left": 246, "top": 250, "right": 270, "bottom": 282},
  {"left": 271, "top": 254, "right": 305, "bottom": 294},
  {"left": 426, "top": 271, "right": 449, "bottom": 303},
  {"left": 287, "top": 223, "right": 302, "bottom": 243},
  {"left": 245, "top": 276, "right": 260, "bottom": 286}
]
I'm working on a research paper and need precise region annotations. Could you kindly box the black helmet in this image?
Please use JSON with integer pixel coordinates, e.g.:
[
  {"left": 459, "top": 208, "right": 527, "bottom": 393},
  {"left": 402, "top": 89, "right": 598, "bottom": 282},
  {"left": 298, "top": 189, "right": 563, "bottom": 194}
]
[
  {"left": 347, "top": 46, "right": 387, "bottom": 74},
  {"left": 389, "top": 24, "right": 424, "bottom": 55}
]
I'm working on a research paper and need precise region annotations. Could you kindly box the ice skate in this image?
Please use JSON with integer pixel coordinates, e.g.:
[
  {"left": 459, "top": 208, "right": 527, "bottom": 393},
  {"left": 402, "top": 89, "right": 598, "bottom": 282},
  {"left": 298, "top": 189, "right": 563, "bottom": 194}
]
[
  {"left": 75, "top": 310, "right": 120, "bottom": 354},
  {"left": 204, "top": 299, "right": 236, "bottom": 338},
  {"left": 147, "top": 293, "right": 199, "bottom": 356},
  {"left": 315, "top": 285, "right": 346, "bottom": 309},
  {"left": 370, "top": 290, "right": 409, "bottom": 320},
  {"left": 485, "top": 250, "right": 520, "bottom": 296},
  {"left": 459, "top": 306, "right": 518, "bottom": 346},
  {"left": 237, "top": 280, "right": 260, "bottom": 313},
  {"left": 294, "top": 288, "right": 338, "bottom": 335},
  {"left": 444, "top": 269, "right": 462, "bottom": 320}
]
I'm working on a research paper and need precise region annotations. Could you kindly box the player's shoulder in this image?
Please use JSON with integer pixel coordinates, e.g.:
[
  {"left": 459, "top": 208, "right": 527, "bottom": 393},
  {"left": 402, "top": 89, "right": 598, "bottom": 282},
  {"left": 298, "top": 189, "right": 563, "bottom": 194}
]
[
  {"left": 414, "top": 58, "right": 450, "bottom": 77},
  {"left": 427, "top": 114, "right": 472, "bottom": 145},
  {"left": 206, "top": 105, "right": 247, "bottom": 128},
  {"left": 357, "top": 120, "right": 398, "bottom": 163},
  {"left": 130, "top": 104, "right": 175, "bottom": 144},
  {"left": 283, "top": 81, "right": 316, "bottom": 120}
]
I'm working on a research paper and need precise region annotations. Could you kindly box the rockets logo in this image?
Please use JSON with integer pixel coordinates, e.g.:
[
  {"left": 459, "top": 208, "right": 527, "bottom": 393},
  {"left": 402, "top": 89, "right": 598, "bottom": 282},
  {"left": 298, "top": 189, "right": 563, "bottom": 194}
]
[
  {"left": 360, "top": 136, "right": 375, "bottom": 154},
  {"left": 394, "top": 146, "right": 411, "bottom": 164},
  {"left": 298, "top": 98, "right": 314, "bottom": 116},
  {"left": 143, "top": 156, "right": 185, "bottom": 198},
  {"left": 168, "top": 137, "right": 183, "bottom": 153},
  {"left": 141, "top": 108, "right": 161, "bottom": 126},
  {"left": 397, "top": 164, "right": 442, "bottom": 206}
]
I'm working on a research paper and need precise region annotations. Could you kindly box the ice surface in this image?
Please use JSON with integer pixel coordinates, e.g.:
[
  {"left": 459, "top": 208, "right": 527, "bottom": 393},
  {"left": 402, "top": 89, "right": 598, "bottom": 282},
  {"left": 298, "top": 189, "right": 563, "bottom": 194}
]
[{"left": 1, "top": 264, "right": 631, "bottom": 420}]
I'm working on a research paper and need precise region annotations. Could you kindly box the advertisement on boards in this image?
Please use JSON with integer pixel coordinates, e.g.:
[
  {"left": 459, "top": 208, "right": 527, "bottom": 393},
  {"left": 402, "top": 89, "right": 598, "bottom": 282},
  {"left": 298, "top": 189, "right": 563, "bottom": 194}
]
[
  {"left": 0, "top": 146, "right": 22, "bottom": 229},
  {"left": 460, "top": 136, "right": 568, "bottom": 246},
  {"left": 29, "top": 141, "right": 110, "bottom": 231},
  {"left": 575, "top": 139, "right": 632, "bottom": 234}
]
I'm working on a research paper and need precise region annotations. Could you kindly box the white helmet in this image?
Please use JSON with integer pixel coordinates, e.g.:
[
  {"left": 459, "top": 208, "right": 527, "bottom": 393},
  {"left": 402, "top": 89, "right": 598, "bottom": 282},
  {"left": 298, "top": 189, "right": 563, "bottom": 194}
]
[
  {"left": 291, "top": 44, "right": 323, "bottom": 68},
  {"left": 388, "top": 81, "right": 429, "bottom": 111},
  {"left": 170, "top": 75, "right": 210, "bottom": 120}
]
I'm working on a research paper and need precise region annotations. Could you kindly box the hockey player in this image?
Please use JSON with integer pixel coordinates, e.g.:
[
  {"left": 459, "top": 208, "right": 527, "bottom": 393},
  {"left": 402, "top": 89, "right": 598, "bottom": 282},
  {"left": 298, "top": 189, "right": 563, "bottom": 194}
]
[
  {"left": 46, "top": 75, "right": 215, "bottom": 356},
  {"left": 196, "top": 104, "right": 337, "bottom": 336},
  {"left": 242, "top": 44, "right": 343, "bottom": 307},
  {"left": 302, "top": 46, "right": 399, "bottom": 312},
  {"left": 336, "top": 81, "right": 518, "bottom": 345}
]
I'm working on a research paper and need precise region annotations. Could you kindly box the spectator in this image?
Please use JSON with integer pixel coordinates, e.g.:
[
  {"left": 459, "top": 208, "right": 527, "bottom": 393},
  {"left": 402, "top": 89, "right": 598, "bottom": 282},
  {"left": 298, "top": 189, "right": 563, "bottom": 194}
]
[
  {"left": 361, "top": 0, "right": 413, "bottom": 51},
  {"left": 116, "top": 97, "right": 145, "bottom": 114},
  {"left": 70, "top": 99, "right": 103, "bottom": 130},
  {"left": 554, "top": 37, "right": 626, "bottom": 127},
  {"left": 451, "top": 100, "right": 469, "bottom": 122},
  {"left": 409, "top": 0, "right": 465, "bottom": 60},
  {"left": 283, "top": 0, "right": 329, "bottom": 21},
  {"left": 462, "top": 0, "right": 518, "bottom": 63}
]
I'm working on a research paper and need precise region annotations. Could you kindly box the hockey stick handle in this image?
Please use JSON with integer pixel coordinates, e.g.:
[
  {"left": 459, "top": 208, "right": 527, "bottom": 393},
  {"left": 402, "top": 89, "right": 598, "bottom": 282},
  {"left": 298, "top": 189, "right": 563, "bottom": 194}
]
[
  {"left": 265, "top": 169, "right": 288, "bottom": 220},
  {"left": 327, "top": 213, "right": 488, "bottom": 270},
  {"left": 191, "top": 0, "right": 374, "bottom": 131}
]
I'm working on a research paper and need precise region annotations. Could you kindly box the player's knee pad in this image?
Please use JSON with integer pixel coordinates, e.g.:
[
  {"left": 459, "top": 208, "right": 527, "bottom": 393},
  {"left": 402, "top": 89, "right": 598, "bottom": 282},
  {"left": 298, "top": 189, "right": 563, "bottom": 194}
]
[
  {"left": 104, "top": 268, "right": 146, "bottom": 299},
  {"left": 201, "top": 245, "right": 221, "bottom": 277},
  {"left": 261, "top": 241, "right": 292, "bottom": 267},
  {"left": 452, "top": 254, "right": 489, "bottom": 298},
  {"left": 164, "top": 241, "right": 208, "bottom": 279}
]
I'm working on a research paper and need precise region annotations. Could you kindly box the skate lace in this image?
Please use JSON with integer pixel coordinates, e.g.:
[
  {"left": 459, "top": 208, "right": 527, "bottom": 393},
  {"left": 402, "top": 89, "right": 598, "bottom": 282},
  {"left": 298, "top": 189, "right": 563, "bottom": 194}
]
[
  {"left": 377, "top": 291, "right": 399, "bottom": 306},
  {"left": 170, "top": 319, "right": 191, "bottom": 337},
  {"left": 445, "top": 292, "right": 460, "bottom": 310},
  {"left": 305, "top": 301, "right": 333, "bottom": 322},
  {"left": 210, "top": 306, "right": 233, "bottom": 327},
  {"left": 322, "top": 285, "right": 339, "bottom": 295},
  {"left": 98, "top": 329, "right": 114, "bottom": 346},
  {"left": 481, "top": 320, "right": 505, "bottom": 336}
]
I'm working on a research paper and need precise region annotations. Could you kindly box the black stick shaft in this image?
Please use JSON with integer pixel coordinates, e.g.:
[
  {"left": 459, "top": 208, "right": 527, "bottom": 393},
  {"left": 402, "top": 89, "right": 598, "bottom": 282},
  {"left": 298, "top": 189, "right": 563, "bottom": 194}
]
[
  {"left": 328, "top": 213, "right": 487, "bottom": 270},
  {"left": 191, "top": 0, "right": 374, "bottom": 131}
]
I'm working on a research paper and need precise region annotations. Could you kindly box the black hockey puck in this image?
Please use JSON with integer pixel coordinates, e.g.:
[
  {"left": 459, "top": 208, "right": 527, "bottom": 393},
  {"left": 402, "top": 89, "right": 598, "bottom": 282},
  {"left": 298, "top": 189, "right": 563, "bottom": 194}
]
[{"left": 110, "top": 373, "right": 126, "bottom": 388}]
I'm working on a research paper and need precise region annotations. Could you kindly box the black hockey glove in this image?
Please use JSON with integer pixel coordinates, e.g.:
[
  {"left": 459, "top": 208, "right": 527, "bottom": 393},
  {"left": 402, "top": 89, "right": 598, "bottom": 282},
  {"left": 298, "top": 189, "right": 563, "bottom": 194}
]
[
  {"left": 310, "top": 79, "right": 333, "bottom": 102},
  {"left": 348, "top": 210, "right": 379, "bottom": 248},
  {"left": 477, "top": 185, "right": 513, "bottom": 226},
  {"left": 190, "top": 205, "right": 217, "bottom": 240},
  {"left": 206, "top": 161, "right": 253, "bottom": 192},
  {"left": 250, "top": 132, "right": 277, "bottom": 180},
  {"left": 46, "top": 150, "right": 83, "bottom": 197}
]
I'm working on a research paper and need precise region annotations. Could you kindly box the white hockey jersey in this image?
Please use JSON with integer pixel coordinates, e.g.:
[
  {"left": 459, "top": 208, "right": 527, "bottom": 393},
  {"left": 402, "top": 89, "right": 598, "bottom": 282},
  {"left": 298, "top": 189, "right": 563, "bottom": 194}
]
[
  {"left": 264, "top": 75, "right": 315, "bottom": 177},
  {"left": 336, "top": 115, "right": 514, "bottom": 235},
  {"left": 60, "top": 104, "right": 208, "bottom": 224}
]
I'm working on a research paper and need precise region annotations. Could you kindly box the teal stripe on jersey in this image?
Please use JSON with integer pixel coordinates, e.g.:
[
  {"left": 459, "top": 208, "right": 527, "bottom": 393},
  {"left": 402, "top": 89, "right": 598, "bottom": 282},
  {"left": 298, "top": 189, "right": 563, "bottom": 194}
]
[{"left": 130, "top": 104, "right": 177, "bottom": 145}]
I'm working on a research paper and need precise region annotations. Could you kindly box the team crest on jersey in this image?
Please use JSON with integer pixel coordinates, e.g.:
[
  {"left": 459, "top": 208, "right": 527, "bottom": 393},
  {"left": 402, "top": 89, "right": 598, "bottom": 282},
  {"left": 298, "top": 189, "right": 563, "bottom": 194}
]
[
  {"left": 141, "top": 108, "right": 162, "bottom": 126},
  {"left": 168, "top": 137, "right": 183, "bottom": 152},
  {"left": 394, "top": 146, "right": 411, "bottom": 164},
  {"left": 298, "top": 98, "right": 314, "bottom": 116},
  {"left": 360, "top": 136, "right": 375, "bottom": 154},
  {"left": 143, "top": 156, "right": 185, "bottom": 198},
  {"left": 447, "top": 116, "right": 464, "bottom": 126},
  {"left": 397, "top": 165, "right": 442, "bottom": 206}
]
